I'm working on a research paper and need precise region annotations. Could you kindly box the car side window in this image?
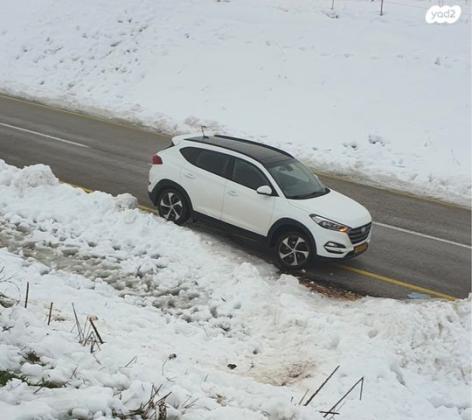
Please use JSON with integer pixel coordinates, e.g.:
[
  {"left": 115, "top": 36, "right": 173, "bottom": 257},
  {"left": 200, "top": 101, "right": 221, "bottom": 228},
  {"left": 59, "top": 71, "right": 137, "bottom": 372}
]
[
  {"left": 182, "top": 147, "right": 231, "bottom": 178},
  {"left": 180, "top": 147, "right": 201, "bottom": 165},
  {"left": 195, "top": 150, "right": 231, "bottom": 178},
  {"left": 232, "top": 158, "right": 269, "bottom": 190}
]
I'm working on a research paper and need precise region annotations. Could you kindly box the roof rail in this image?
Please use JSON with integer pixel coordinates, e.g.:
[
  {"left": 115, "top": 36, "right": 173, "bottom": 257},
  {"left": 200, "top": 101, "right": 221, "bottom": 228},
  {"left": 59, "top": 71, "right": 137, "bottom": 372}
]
[{"left": 214, "top": 134, "right": 293, "bottom": 158}]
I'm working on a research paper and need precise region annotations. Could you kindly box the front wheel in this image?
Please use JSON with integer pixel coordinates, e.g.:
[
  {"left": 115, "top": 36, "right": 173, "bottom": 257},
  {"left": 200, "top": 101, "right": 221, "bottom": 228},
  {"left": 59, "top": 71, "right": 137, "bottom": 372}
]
[
  {"left": 157, "top": 188, "right": 190, "bottom": 225},
  {"left": 275, "top": 231, "right": 312, "bottom": 271}
]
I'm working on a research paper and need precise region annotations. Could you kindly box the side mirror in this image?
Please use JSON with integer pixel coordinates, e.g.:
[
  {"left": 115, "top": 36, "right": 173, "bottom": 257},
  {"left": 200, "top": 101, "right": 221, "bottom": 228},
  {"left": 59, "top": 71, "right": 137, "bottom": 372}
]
[{"left": 256, "top": 185, "right": 273, "bottom": 196}]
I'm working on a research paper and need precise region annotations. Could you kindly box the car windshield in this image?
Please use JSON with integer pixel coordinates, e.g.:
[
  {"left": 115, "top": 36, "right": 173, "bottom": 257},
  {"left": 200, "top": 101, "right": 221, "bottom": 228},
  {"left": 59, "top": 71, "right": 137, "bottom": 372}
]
[{"left": 267, "top": 159, "right": 328, "bottom": 199}]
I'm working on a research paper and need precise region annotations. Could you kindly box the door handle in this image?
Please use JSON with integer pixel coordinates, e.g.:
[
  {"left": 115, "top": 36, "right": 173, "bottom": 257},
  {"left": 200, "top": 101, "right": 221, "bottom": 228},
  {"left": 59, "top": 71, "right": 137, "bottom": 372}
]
[
  {"left": 228, "top": 190, "right": 238, "bottom": 197},
  {"left": 184, "top": 172, "right": 195, "bottom": 179}
]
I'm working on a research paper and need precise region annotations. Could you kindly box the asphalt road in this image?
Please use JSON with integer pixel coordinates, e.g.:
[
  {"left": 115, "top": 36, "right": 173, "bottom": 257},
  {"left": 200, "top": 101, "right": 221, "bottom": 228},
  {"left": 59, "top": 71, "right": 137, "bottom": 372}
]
[{"left": 0, "top": 94, "right": 470, "bottom": 300}]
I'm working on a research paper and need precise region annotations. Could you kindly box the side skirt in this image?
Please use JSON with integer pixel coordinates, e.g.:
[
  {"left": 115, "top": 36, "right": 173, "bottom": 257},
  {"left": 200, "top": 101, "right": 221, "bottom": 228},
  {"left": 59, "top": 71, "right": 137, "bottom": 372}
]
[{"left": 192, "top": 211, "right": 268, "bottom": 244}]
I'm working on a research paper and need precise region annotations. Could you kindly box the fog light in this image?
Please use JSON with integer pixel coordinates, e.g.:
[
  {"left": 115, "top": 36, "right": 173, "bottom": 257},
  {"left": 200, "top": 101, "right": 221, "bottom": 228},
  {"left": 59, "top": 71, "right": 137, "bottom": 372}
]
[
  {"left": 324, "top": 242, "right": 346, "bottom": 254},
  {"left": 325, "top": 242, "right": 346, "bottom": 249}
]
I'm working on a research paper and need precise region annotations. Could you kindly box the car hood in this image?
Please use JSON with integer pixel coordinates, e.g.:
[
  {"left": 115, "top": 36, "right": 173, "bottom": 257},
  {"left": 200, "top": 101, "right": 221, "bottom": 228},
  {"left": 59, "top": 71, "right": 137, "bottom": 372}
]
[{"left": 288, "top": 189, "right": 371, "bottom": 228}]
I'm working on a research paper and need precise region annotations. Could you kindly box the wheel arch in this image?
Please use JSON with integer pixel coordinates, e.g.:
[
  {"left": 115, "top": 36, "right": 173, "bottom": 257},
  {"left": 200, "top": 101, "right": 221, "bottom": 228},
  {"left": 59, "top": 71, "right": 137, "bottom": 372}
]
[
  {"left": 150, "top": 179, "right": 193, "bottom": 212},
  {"left": 267, "top": 218, "right": 316, "bottom": 252}
]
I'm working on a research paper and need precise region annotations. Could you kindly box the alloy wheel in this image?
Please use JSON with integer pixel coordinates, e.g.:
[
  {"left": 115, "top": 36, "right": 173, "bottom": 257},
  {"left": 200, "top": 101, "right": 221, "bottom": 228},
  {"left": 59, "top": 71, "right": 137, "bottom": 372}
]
[
  {"left": 159, "top": 191, "right": 183, "bottom": 221},
  {"left": 278, "top": 234, "right": 310, "bottom": 267}
]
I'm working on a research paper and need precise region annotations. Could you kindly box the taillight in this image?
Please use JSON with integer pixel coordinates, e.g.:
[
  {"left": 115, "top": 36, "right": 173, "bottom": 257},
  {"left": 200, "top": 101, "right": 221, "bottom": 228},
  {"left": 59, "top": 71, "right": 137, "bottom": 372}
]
[{"left": 152, "top": 154, "right": 163, "bottom": 165}]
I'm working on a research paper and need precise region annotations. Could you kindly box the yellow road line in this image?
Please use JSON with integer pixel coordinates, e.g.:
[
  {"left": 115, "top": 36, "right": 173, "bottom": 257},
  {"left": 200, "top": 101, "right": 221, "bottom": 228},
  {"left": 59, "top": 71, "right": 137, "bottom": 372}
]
[
  {"left": 138, "top": 204, "right": 157, "bottom": 213},
  {"left": 339, "top": 265, "right": 457, "bottom": 300},
  {"left": 62, "top": 181, "right": 93, "bottom": 193},
  {"left": 61, "top": 180, "right": 459, "bottom": 301}
]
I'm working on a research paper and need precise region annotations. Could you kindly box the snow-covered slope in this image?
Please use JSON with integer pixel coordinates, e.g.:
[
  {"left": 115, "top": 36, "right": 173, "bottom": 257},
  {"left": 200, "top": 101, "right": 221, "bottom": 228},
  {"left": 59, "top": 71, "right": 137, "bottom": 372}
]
[
  {"left": 0, "top": 0, "right": 470, "bottom": 205},
  {"left": 0, "top": 161, "right": 470, "bottom": 419}
]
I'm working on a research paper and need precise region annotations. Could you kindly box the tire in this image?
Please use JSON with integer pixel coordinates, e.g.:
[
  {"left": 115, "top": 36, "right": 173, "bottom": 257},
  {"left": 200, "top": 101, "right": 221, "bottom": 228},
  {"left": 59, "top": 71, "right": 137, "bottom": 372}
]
[
  {"left": 157, "top": 188, "right": 190, "bottom": 225},
  {"left": 275, "top": 230, "right": 312, "bottom": 271}
]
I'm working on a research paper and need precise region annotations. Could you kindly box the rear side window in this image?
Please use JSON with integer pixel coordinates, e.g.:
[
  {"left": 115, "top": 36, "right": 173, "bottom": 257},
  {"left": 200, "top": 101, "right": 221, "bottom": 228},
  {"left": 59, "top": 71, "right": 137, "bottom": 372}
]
[
  {"left": 196, "top": 150, "right": 231, "bottom": 177},
  {"left": 232, "top": 158, "right": 269, "bottom": 190},
  {"left": 180, "top": 147, "right": 201, "bottom": 164},
  {"left": 181, "top": 147, "right": 231, "bottom": 178}
]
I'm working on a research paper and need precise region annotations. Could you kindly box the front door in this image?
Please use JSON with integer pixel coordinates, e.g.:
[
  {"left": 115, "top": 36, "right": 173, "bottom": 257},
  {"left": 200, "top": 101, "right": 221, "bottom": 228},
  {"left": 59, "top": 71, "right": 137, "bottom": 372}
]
[{"left": 222, "top": 158, "right": 275, "bottom": 236}]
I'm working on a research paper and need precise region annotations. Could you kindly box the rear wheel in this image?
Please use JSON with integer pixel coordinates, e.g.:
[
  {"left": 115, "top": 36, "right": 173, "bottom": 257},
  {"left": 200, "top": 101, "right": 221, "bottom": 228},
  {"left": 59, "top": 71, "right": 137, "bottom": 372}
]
[
  {"left": 157, "top": 188, "right": 190, "bottom": 225},
  {"left": 275, "top": 230, "right": 312, "bottom": 270}
]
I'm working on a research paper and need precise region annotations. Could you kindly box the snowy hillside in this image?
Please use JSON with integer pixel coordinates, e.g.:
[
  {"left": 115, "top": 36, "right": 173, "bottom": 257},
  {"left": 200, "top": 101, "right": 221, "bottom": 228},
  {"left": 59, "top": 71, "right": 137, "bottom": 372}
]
[
  {"left": 0, "top": 0, "right": 470, "bottom": 205},
  {"left": 0, "top": 161, "right": 470, "bottom": 419}
]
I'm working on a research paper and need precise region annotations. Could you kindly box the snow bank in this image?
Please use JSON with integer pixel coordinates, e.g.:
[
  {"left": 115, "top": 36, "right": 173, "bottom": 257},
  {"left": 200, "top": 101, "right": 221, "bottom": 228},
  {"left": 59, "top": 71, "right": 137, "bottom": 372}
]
[
  {"left": 0, "top": 0, "right": 470, "bottom": 205},
  {"left": 0, "top": 161, "right": 470, "bottom": 419}
]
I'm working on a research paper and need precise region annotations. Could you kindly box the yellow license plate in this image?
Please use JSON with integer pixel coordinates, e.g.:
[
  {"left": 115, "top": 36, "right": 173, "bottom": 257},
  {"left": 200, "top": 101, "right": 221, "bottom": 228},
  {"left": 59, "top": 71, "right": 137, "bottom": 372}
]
[{"left": 354, "top": 243, "right": 368, "bottom": 254}]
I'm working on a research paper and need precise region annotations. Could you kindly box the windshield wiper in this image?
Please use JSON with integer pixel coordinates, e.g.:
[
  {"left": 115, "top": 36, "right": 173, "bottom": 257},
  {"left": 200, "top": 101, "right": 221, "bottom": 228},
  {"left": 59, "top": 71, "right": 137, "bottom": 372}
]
[{"left": 289, "top": 188, "right": 329, "bottom": 200}]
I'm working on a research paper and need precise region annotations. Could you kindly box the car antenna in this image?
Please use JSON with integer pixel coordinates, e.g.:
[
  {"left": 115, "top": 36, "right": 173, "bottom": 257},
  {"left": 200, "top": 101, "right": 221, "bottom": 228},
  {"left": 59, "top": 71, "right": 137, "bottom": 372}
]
[{"left": 201, "top": 125, "right": 208, "bottom": 139}]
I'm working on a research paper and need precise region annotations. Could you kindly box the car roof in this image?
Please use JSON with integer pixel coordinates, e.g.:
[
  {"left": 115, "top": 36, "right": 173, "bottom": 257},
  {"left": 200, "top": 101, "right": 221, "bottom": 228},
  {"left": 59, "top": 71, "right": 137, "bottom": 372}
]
[{"left": 182, "top": 134, "right": 293, "bottom": 166}]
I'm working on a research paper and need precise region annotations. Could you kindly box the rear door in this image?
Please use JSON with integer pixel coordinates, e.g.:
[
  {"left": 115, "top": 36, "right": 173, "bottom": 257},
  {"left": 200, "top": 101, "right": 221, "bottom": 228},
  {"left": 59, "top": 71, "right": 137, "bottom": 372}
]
[
  {"left": 222, "top": 157, "right": 276, "bottom": 236},
  {"left": 179, "top": 147, "right": 231, "bottom": 219}
]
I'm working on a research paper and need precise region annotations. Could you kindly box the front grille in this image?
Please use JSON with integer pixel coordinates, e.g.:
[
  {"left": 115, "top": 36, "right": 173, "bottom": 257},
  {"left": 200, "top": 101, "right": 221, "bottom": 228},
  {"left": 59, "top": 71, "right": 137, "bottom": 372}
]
[{"left": 348, "top": 223, "right": 371, "bottom": 244}]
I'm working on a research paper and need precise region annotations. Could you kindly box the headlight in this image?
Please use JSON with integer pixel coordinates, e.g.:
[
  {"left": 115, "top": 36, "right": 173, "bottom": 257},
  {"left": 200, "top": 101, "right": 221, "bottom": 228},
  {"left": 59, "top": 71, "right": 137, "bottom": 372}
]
[{"left": 310, "top": 215, "right": 350, "bottom": 233}]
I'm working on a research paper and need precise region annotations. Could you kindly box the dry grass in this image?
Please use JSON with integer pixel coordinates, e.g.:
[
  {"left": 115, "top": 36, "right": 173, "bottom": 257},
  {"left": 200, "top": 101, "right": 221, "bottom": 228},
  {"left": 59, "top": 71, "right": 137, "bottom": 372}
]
[{"left": 300, "top": 279, "right": 361, "bottom": 300}]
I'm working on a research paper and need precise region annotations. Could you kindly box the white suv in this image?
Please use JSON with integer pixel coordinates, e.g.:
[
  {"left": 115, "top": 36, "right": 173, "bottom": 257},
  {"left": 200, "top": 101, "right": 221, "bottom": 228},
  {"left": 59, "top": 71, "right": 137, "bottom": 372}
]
[{"left": 148, "top": 134, "right": 372, "bottom": 270}]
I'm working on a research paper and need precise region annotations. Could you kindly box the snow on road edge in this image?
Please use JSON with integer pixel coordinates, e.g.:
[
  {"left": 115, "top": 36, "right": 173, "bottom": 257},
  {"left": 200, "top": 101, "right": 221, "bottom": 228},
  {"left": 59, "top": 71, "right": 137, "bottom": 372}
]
[{"left": 0, "top": 161, "right": 470, "bottom": 419}]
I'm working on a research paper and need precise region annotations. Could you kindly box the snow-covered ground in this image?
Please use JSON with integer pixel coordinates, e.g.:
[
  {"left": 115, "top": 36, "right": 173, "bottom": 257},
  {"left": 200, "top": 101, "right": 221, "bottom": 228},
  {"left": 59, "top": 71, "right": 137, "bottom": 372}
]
[
  {"left": 0, "top": 161, "right": 470, "bottom": 419},
  {"left": 0, "top": 0, "right": 470, "bottom": 205}
]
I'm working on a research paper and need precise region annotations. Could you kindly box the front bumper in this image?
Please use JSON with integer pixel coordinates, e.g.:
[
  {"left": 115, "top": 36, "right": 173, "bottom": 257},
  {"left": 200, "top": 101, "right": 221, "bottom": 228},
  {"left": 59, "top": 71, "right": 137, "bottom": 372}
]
[{"left": 311, "top": 224, "right": 372, "bottom": 260}]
